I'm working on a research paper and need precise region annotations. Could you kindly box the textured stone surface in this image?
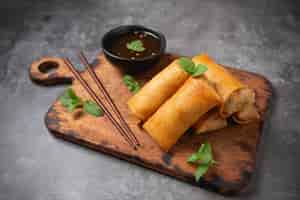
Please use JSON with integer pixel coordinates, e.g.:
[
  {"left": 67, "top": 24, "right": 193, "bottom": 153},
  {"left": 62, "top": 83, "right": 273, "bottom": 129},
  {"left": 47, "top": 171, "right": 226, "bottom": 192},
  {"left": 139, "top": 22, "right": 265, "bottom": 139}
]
[{"left": 0, "top": 0, "right": 299, "bottom": 199}]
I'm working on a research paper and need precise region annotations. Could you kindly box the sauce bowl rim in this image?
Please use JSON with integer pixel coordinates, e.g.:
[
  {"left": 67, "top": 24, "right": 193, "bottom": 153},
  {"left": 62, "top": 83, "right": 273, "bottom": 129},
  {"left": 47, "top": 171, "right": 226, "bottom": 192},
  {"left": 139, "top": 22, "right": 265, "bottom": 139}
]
[{"left": 101, "top": 25, "right": 166, "bottom": 62}]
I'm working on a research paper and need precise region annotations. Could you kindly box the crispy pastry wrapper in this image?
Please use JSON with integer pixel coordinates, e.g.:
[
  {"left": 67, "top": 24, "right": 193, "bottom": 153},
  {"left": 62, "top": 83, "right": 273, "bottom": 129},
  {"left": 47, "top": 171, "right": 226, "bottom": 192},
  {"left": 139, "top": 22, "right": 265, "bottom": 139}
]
[
  {"left": 192, "top": 54, "right": 259, "bottom": 122},
  {"left": 143, "top": 77, "right": 221, "bottom": 151},
  {"left": 127, "top": 59, "right": 189, "bottom": 121}
]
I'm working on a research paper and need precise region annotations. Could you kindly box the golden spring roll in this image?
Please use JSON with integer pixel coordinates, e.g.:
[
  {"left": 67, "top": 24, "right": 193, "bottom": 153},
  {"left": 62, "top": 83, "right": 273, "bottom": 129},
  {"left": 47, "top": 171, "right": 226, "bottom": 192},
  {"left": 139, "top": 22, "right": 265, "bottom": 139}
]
[
  {"left": 143, "top": 77, "right": 221, "bottom": 151},
  {"left": 193, "top": 88, "right": 259, "bottom": 132},
  {"left": 193, "top": 108, "right": 227, "bottom": 134},
  {"left": 128, "top": 59, "right": 189, "bottom": 121},
  {"left": 192, "top": 54, "right": 259, "bottom": 120}
]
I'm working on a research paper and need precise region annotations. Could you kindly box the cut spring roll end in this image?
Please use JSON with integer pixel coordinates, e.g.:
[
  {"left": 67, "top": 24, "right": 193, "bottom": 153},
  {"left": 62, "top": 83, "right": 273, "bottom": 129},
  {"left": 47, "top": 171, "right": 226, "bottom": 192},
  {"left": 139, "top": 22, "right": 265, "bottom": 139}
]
[
  {"left": 222, "top": 87, "right": 255, "bottom": 117},
  {"left": 143, "top": 77, "right": 221, "bottom": 151},
  {"left": 192, "top": 54, "right": 246, "bottom": 118},
  {"left": 233, "top": 89, "right": 260, "bottom": 124},
  {"left": 233, "top": 104, "right": 260, "bottom": 124},
  {"left": 128, "top": 59, "right": 189, "bottom": 121},
  {"left": 193, "top": 108, "right": 228, "bottom": 134},
  {"left": 192, "top": 54, "right": 260, "bottom": 123}
]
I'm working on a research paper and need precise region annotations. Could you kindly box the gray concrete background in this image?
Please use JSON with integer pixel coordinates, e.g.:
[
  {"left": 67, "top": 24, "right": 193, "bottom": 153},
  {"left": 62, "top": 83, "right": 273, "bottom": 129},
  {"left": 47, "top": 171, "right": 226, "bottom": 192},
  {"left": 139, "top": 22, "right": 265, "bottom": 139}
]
[{"left": 0, "top": 0, "right": 299, "bottom": 199}]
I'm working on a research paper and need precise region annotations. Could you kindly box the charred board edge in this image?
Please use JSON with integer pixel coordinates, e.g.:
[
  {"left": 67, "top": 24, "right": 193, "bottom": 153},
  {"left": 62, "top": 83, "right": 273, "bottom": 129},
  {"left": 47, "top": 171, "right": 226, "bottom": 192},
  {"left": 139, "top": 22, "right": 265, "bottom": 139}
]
[
  {"left": 46, "top": 120, "right": 264, "bottom": 195},
  {"left": 45, "top": 105, "right": 272, "bottom": 196}
]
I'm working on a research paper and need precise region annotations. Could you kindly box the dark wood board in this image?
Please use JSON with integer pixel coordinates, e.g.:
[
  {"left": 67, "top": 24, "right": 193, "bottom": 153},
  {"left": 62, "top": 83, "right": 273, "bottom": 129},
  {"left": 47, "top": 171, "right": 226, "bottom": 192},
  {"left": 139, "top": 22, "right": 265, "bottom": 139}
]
[{"left": 30, "top": 53, "right": 272, "bottom": 195}]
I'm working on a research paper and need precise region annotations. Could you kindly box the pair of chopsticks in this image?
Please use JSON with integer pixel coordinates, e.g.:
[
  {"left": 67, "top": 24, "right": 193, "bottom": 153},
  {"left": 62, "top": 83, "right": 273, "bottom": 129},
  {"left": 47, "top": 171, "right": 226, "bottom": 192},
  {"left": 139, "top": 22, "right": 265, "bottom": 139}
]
[{"left": 63, "top": 51, "right": 140, "bottom": 150}]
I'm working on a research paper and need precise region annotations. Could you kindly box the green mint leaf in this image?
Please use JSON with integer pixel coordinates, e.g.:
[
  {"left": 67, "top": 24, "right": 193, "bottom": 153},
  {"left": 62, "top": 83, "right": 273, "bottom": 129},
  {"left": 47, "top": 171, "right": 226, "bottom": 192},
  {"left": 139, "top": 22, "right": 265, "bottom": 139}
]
[
  {"left": 197, "top": 142, "right": 206, "bottom": 154},
  {"left": 123, "top": 75, "right": 140, "bottom": 93},
  {"left": 59, "top": 88, "right": 104, "bottom": 117},
  {"left": 83, "top": 100, "right": 104, "bottom": 117},
  {"left": 179, "top": 57, "right": 195, "bottom": 68},
  {"left": 195, "top": 163, "right": 210, "bottom": 182},
  {"left": 60, "top": 88, "right": 73, "bottom": 107},
  {"left": 211, "top": 160, "right": 217, "bottom": 165},
  {"left": 192, "top": 64, "right": 208, "bottom": 77},
  {"left": 60, "top": 95, "right": 71, "bottom": 107},
  {"left": 126, "top": 40, "right": 145, "bottom": 52},
  {"left": 187, "top": 142, "right": 216, "bottom": 182},
  {"left": 197, "top": 142, "right": 213, "bottom": 164},
  {"left": 179, "top": 57, "right": 195, "bottom": 74},
  {"left": 67, "top": 88, "right": 79, "bottom": 99},
  {"left": 59, "top": 88, "right": 82, "bottom": 112},
  {"left": 67, "top": 99, "right": 82, "bottom": 112},
  {"left": 179, "top": 57, "right": 207, "bottom": 77},
  {"left": 187, "top": 153, "right": 199, "bottom": 163},
  {"left": 187, "top": 142, "right": 214, "bottom": 164}
]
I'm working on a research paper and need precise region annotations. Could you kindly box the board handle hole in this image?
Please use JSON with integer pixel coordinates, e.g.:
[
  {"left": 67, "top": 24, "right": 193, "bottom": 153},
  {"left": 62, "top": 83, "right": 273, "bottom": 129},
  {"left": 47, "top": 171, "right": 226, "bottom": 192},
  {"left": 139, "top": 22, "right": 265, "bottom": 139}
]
[{"left": 38, "top": 61, "right": 59, "bottom": 74}]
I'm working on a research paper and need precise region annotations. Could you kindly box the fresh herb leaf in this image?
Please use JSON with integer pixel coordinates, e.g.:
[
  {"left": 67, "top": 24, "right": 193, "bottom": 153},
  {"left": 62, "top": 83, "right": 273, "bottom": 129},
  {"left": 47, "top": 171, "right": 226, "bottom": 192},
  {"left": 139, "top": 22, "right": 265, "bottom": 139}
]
[
  {"left": 179, "top": 57, "right": 195, "bottom": 74},
  {"left": 67, "top": 100, "right": 82, "bottom": 112},
  {"left": 59, "top": 88, "right": 103, "bottom": 117},
  {"left": 211, "top": 160, "right": 217, "bottom": 165},
  {"left": 195, "top": 163, "right": 210, "bottom": 182},
  {"left": 187, "top": 142, "right": 216, "bottom": 181},
  {"left": 197, "top": 142, "right": 213, "bottom": 164},
  {"left": 193, "top": 64, "right": 208, "bottom": 77},
  {"left": 187, "top": 153, "right": 199, "bottom": 163},
  {"left": 126, "top": 40, "right": 145, "bottom": 52},
  {"left": 178, "top": 57, "right": 208, "bottom": 77},
  {"left": 83, "top": 100, "right": 104, "bottom": 117},
  {"left": 197, "top": 142, "right": 206, "bottom": 154},
  {"left": 123, "top": 75, "right": 140, "bottom": 93},
  {"left": 59, "top": 88, "right": 82, "bottom": 112},
  {"left": 187, "top": 142, "right": 213, "bottom": 164}
]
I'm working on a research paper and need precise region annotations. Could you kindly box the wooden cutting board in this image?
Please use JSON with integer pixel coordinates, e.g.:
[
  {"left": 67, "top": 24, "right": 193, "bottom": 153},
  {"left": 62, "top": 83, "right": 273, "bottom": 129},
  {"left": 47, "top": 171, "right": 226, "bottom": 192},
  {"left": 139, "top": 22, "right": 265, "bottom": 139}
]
[{"left": 29, "top": 53, "right": 272, "bottom": 195}]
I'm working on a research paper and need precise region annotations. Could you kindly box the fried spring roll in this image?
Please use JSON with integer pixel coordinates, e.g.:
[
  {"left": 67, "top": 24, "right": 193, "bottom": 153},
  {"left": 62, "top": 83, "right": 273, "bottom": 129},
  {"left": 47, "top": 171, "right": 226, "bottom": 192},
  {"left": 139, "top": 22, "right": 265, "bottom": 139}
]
[
  {"left": 128, "top": 59, "right": 189, "bottom": 121},
  {"left": 143, "top": 77, "right": 221, "bottom": 151},
  {"left": 193, "top": 108, "right": 227, "bottom": 134},
  {"left": 192, "top": 54, "right": 259, "bottom": 122}
]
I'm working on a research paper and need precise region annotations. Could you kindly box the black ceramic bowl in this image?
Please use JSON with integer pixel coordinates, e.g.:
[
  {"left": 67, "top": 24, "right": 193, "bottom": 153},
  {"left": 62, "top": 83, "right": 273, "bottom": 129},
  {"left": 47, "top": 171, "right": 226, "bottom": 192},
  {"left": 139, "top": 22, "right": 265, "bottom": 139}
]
[{"left": 102, "top": 25, "right": 166, "bottom": 73}]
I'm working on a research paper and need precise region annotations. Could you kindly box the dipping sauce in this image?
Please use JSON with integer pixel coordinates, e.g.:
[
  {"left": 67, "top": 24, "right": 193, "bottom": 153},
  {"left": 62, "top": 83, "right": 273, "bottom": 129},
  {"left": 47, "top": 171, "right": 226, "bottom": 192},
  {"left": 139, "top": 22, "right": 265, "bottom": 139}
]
[
  {"left": 108, "top": 31, "right": 161, "bottom": 60},
  {"left": 102, "top": 25, "right": 166, "bottom": 73}
]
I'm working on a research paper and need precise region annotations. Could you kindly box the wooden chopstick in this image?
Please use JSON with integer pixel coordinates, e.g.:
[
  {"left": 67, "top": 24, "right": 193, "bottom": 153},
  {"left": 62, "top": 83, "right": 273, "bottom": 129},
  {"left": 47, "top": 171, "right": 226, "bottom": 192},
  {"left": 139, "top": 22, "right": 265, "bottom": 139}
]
[
  {"left": 78, "top": 51, "right": 140, "bottom": 146},
  {"left": 63, "top": 58, "right": 138, "bottom": 150}
]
